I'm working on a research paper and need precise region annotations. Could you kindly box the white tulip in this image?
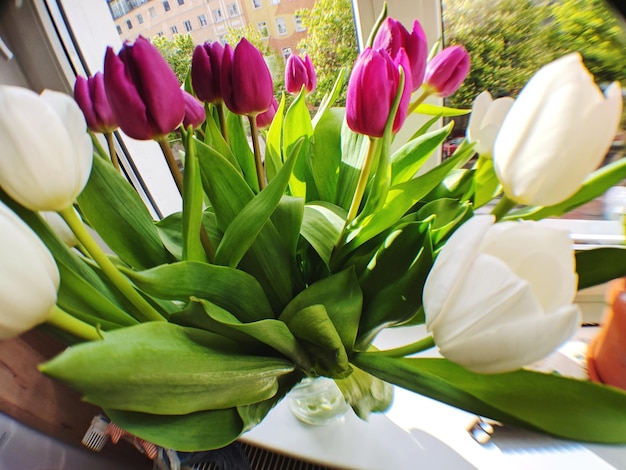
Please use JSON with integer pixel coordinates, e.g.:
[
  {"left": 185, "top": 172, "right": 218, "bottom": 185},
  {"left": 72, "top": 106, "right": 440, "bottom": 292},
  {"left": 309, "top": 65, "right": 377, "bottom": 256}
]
[
  {"left": 493, "top": 53, "right": 622, "bottom": 206},
  {"left": 0, "top": 86, "right": 93, "bottom": 211},
  {"left": 0, "top": 201, "right": 60, "bottom": 339},
  {"left": 466, "top": 91, "right": 514, "bottom": 156},
  {"left": 41, "top": 211, "right": 78, "bottom": 247},
  {"left": 423, "top": 215, "right": 581, "bottom": 373}
]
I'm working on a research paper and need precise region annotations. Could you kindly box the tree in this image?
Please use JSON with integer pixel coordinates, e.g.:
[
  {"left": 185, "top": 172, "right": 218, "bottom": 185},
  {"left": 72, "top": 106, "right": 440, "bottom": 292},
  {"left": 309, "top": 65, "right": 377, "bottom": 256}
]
[
  {"left": 152, "top": 34, "right": 195, "bottom": 84},
  {"left": 296, "top": 0, "right": 359, "bottom": 106}
]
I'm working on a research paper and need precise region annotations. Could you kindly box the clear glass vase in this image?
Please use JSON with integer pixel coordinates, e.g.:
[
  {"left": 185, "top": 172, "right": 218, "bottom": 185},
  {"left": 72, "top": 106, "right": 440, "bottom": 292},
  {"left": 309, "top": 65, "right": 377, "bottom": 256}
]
[{"left": 288, "top": 377, "right": 349, "bottom": 425}]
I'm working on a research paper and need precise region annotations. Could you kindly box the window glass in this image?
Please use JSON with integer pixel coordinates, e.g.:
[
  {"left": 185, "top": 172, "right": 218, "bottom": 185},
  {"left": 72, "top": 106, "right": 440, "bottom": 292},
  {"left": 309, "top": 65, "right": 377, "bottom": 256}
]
[
  {"left": 214, "top": 8, "right": 224, "bottom": 22},
  {"left": 137, "top": 14, "right": 144, "bottom": 25},
  {"left": 252, "top": 0, "right": 262, "bottom": 9},
  {"left": 258, "top": 21, "right": 269, "bottom": 38},
  {"left": 228, "top": 3, "right": 239, "bottom": 16},
  {"left": 163, "top": 1, "right": 171, "bottom": 12},
  {"left": 170, "top": 25, "right": 178, "bottom": 34},
  {"left": 282, "top": 47, "right": 292, "bottom": 61},
  {"left": 149, "top": 7, "right": 157, "bottom": 18},
  {"left": 275, "top": 17, "right": 287, "bottom": 35},
  {"left": 126, "top": 19, "right": 133, "bottom": 30},
  {"left": 294, "top": 14, "right": 305, "bottom": 32},
  {"left": 184, "top": 20, "right": 192, "bottom": 31},
  {"left": 199, "top": 14, "right": 208, "bottom": 27}
]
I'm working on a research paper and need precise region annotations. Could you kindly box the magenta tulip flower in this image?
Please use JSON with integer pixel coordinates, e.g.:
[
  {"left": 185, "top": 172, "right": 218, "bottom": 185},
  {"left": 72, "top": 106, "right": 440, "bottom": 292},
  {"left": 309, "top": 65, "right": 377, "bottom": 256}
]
[
  {"left": 191, "top": 41, "right": 225, "bottom": 104},
  {"left": 346, "top": 47, "right": 412, "bottom": 138},
  {"left": 285, "top": 54, "right": 317, "bottom": 95},
  {"left": 73, "top": 72, "right": 117, "bottom": 133},
  {"left": 220, "top": 38, "right": 274, "bottom": 116},
  {"left": 423, "top": 45, "right": 471, "bottom": 98},
  {"left": 256, "top": 97, "right": 278, "bottom": 129},
  {"left": 182, "top": 91, "right": 206, "bottom": 129},
  {"left": 103, "top": 36, "right": 185, "bottom": 140},
  {"left": 372, "top": 17, "right": 428, "bottom": 92}
]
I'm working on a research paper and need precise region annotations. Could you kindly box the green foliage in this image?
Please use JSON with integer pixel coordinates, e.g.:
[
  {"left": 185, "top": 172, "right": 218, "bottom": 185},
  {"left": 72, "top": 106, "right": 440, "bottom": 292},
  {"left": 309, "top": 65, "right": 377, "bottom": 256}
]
[
  {"left": 296, "top": 0, "right": 359, "bottom": 106},
  {"left": 152, "top": 34, "right": 195, "bottom": 84}
]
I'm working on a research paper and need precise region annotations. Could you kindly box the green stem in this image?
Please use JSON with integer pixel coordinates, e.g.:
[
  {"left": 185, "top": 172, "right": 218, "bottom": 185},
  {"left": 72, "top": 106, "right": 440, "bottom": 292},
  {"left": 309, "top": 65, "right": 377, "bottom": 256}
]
[
  {"left": 105, "top": 132, "right": 120, "bottom": 172},
  {"left": 345, "top": 137, "right": 381, "bottom": 224},
  {"left": 158, "top": 138, "right": 183, "bottom": 195},
  {"left": 216, "top": 103, "right": 229, "bottom": 145},
  {"left": 248, "top": 114, "right": 266, "bottom": 190},
  {"left": 491, "top": 195, "right": 517, "bottom": 221},
  {"left": 58, "top": 206, "right": 165, "bottom": 323},
  {"left": 372, "top": 336, "right": 436, "bottom": 357},
  {"left": 407, "top": 90, "right": 432, "bottom": 115},
  {"left": 90, "top": 132, "right": 108, "bottom": 160},
  {"left": 47, "top": 305, "right": 102, "bottom": 341}
]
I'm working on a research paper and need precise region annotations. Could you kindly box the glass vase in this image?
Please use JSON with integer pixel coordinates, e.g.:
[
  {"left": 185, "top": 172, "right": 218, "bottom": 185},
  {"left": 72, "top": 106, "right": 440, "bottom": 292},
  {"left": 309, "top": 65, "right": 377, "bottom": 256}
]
[{"left": 288, "top": 377, "right": 349, "bottom": 426}]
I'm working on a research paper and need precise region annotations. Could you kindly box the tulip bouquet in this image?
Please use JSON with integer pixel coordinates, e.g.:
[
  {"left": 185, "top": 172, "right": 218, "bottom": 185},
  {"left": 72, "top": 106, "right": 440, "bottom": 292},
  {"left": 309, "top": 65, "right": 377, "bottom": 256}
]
[{"left": 4, "top": 6, "right": 626, "bottom": 452}]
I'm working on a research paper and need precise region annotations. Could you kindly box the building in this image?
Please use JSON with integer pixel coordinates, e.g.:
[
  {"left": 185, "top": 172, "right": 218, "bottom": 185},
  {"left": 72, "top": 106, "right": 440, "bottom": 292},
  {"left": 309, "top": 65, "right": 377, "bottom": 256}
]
[{"left": 106, "top": 0, "right": 315, "bottom": 61}]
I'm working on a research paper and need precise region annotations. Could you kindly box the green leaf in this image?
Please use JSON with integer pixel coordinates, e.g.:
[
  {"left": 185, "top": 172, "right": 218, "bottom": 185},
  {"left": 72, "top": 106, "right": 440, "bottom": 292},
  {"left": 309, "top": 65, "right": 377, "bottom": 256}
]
[
  {"left": 353, "top": 354, "right": 626, "bottom": 444},
  {"left": 335, "top": 123, "right": 369, "bottom": 210},
  {"left": 271, "top": 195, "right": 304, "bottom": 258},
  {"left": 416, "top": 198, "right": 473, "bottom": 246},
  {"left": 265, "top": 94, "right": 286, "bottom": 182},
  {"left": 301, "top": 202, "right": 346, "bottom": 267},
  {"left": 284, "top": 91, "right": 315, "bottom": 199},
  {"left": 77, "top": 156, "right": 175, "bottom": 270},
  {"left": 203, "top": 107, "right": 240, "bottom": 169},
  {"left": 310, "top": 108, "right": 344, "bottom": 202},
  {"left": 155, "top": 212, "right": 183, "bottom": 260},
  {"left": 226, "top": 111, "right": 259, "bottom": 192},
  {"left": 472, "top": 156, "right": 501, "bottom": 208},
  {"left": 181, "top": 130, "right": 207, "bottom": 262},
  {"left": 413, "top": 102, "right": 471, "bottom": 116},
  {"left": 123, "top": 261, "right": 274, "bottom": 322},
  {"left": 576, "top": 247, "right": 626, "bottom": 289},
  {"left": 335, "top": 366, "right": 393, "bottom": 420},
  {"left": 40, "top": 322, "right": 294, "bottom": 415},
  {"left": 312, "top": 68, "right": 346, "bottom": 129}
]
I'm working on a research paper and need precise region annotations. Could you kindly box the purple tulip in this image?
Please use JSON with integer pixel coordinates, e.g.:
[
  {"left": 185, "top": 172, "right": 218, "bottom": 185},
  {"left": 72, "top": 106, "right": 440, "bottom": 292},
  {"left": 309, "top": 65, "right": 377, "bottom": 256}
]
[
  {"left": 103, "top": 36, "right": 185, "bottom": 140},
  {"left": 284, "top": 54, "right": 317, "bottom": 95},
  {"left": 73, "top": 72, "right": 118, "bottom": 133},
  {"left": 191, "top": 41, "right": 225, "bottom": 104},
  {"left": 182, "top": 91, "right": 206, "bottom": 129},
  {"left": 372, "top": 17, "right": 428, "bottom": 92},
  {"left": 423, "top": 45, "right": 471, "bottom": 98},
  {"left": 220, "top": 38, "right": 274, "bottom": 116},
  {"left": 256, "top": 97, "right": 278, "bottom": 129},
  {"left": 346, "top": 47, "right": 412, "bottom": 138}
]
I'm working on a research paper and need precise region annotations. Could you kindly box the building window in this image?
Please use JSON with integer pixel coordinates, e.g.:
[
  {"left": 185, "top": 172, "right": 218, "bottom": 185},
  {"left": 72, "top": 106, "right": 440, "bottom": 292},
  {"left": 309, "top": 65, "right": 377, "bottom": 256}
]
[
  {"left": 252, "top": 0, "right": 261, "bottom": 9},
  {"left": 171, "top": 25, "right": 178, "bottom": 34},
  {"left": 198, "top": 14, "right": 207, "bottom": 27},
  {"left": 157, "top": 31, "right": 164, "bottom": 36},
  {"left": 178, "top": 0, "right": 185, "bottom": 4},
  {"left": 137, "top": 14, "right": 144, "bottom": 24},
  {"left": 149, "top": 6, "right": 157, "bottom": 18},
  {"left": 227, "top": 3, "right": 238, "bottom": 16},
  {"left": 213, "top": 8, "right": 224, "bottom": 22},
  {"left": 126, "top": 19, "right": 133, "bottom": 30},
  {"left": 271, "top": 0, "right": 280, "bottom": 4},
  {"left": 184, "top": 20, "right": 192, "bottom": 31},
  {"left": 108, "top": 0, "right": 130, "bottom": 19},
  {"left": 163, "top": 1, "right": 171, "bottom": 12},
  {"left": 258, "top": 21, "right": 269, "bottom": 38},
  {"left": 282, "top": 47, "right": 291, "bottom": 61},
  {"left": 116, "top": 25, "right": 122, "bottom": 34},
  {"left": 275, "top": 17, "right": 287, "bottom": 35},
  {"left": 294, "top": 14, "right": 305, "bottom": 32}
]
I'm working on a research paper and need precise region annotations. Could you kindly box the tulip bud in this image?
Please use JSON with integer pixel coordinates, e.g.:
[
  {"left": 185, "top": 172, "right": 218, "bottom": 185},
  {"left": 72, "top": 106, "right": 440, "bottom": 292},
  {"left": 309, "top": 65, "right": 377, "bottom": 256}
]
[
  {"left": 466, "top": 91, "right": 514, "bottom": 156},
  {"left": 372, "top": 17, "right": 428, "bottom": 92},
  {"left": 0, "top": 86, "right": 93, "bottom": 212},
  {"left": 73, "top": 72, "right": 118, "bottom": 134},
  {"left": 0, "top": 201, "right": 60, "bottom": 340},
  {"left": 423, "top": 215, "right": 581, "bottom": 374},
  {"left": 220, "top": 38, "right": 274, "bottom": 116},
  {"left": 423, "top": 45, "right": 470, "bottom": 98},
  {"left": 41, "top": 211, "right": 78, "bottom": 247},
  {"left": 182, "top": 91, "right": 206, "bottom": 129},
  {"left": 104, "top": 36, "right": 185, "bottom": 140},
  {"left": 256, "top": 97, "right": 279, "bottom": 129},
  {"left": 346, "top": 47, "right": 412, "bottom": 137},
  {"left": 285, "top": 54, "right": 317, "bottom": 95},
  {"left": 494, "top": 53, "right": 623, "bottom": 206},
  {"left": 191, "top": 41, "right": 225, "bottom": 104}
]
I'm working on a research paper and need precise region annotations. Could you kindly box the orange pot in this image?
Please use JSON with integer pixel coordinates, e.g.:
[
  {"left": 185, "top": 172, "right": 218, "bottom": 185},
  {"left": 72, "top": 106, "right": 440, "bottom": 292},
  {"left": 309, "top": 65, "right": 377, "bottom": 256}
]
[{"left": 587, "top": 278, "right": 626, "bottom": 390}]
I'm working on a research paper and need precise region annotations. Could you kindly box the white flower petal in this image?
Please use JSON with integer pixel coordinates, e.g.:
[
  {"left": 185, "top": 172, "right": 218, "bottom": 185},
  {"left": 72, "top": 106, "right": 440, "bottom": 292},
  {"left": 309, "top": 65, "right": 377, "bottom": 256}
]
[{"left": 467, "top": 91, "right": 492, "bottom": 143}]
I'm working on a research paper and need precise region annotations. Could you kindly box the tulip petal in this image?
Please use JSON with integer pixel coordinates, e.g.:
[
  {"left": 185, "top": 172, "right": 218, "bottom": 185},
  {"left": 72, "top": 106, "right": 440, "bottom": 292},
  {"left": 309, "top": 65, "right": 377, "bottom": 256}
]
[{"left": 467, "top": 91, "right": 492, "bottom": 143}]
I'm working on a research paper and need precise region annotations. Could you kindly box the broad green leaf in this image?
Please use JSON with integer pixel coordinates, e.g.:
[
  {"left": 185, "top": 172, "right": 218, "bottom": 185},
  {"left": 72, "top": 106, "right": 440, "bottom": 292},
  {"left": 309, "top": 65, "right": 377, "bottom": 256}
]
[
  {"left": 416, "top": 198, "right": 473, "bottom": 246},
  {"left": 312, "top": 68, "right": 346, "bottom": 128},
  {"left": 226, "top": 111, "right": 259, "bottom": 192},
  {"left": 335, "top": 123, "right": 370, "bottom": 210},
  {"left": 77, "top": 157, "right": 175, "bottom": 270},
  {"left": 353, "top": 354, "right": 626, "bottom": 444},
  {"left": 335, "top": 366, "right": 393, "bottom": 420},
  {"left": 123, "top": 261, "right": 274, "bottom": 322},
  {"left": 407, "top": 114, "right": 443, "bottom": 142},
  {"left": 265, "top": 94, "right": 286, "bottom": 182},
  {"left": 271, "top": 195, "right": 304, "bottom": 258},
  {"left": 214, "top": 142, "right": 302, "bottom": 268},
  {"left": 413, "top": 102, "right": 471, "bottom": 117},
  {"left": 203, "top": 107, "right": 240, "bottom": 169},
  {"left": 310, "top": 108, "right": 344, "bottom": 202},
  {"left": 40, "top": 322, "right": 294, "bottom": 415},
  {"left": 106, "top": 407, "right": 245, "bottom": 452},
  {"left": 422, "top": 168, "right": 475, "bottom": 204},
  {"left": 181, "top": 130, "right": 207, "bottom": 262},
  {"left": 472, "top": 156, "right": 501, "bottom": 208},
  {"left": 301, "top": 202, "right": 346, "bottom": 267},
  {"left": 576, "top": 247, "right": 626, "bottom": 289},
  {"left": 391, "top": 122, "right": 454, "bottom": 186},
  {"left": 172, "top": 298, "right": 313, "bottom": 373},
  {"left": 284, "top": 91, "right": 315, "bottom": 199},
  {"left": 155, "top": 212, "right": 183, "bottom": 260}
]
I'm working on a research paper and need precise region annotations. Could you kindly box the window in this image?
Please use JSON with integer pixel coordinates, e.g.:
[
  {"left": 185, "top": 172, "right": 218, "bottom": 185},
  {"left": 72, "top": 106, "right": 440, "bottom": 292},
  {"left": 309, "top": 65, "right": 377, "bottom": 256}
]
[
  {"left": 149, "top": 7, "right": 157, "bottom": 18},
  {"left": 157, "top": 31, "right": 164, "bottom": 37},
  {"left": 271, "top": 0, "right": 280, "bottom": 4},
  {"left": 177, "top": 0, "right": 185, "bottom": 4},
  {"left": 252, "top": 0, "right": 261, "bottom": 9},
  {"left": 294, "top": 14, "right": 305, "bottom": 32},
  {"left": 184, "top": 20, "right": 192, "bottom": 32},
  {"left": 116, "top": 25, "right": 122, "bottom": 35},
  {"left": 126, "top": 19, "right": 133, "bottom": 30},
  {"left": 171, "top": 25, "right": 178, "bottom": 34},
  {"left": 258, "top": 21, "right": 269, "bottom": 38},
  {"left": 198, "top": 14, "right": 207, "bottom": 27},
  {"left": 108, "top": 0, "right": 130, "bottom": 19},
  {"left": 281, "top": 47, "right": 291, "bottom": 61},
  {"left": 163, "top": 1, "right": 171, "bottom": 12},
  {"left": 227, "top": 3, "right": 239, "bottom": 16},
  {"left": 275, "top": 17, "right": 287, "bottom": 35},
  {"left": 137, "top": 14, "right": 144, "bottom": 25},
  {"left": 213, "top": 9, "right": 224, "bottom": 22}
]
